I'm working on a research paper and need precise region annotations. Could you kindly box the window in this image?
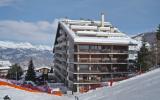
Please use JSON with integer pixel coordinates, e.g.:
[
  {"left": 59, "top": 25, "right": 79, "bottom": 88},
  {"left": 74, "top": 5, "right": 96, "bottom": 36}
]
[
  {"left": 79, "top": 45, "right": 89, "bottom": 52},
  {"left": 79, "top": 65, "right": 89, "bottom": 71}
]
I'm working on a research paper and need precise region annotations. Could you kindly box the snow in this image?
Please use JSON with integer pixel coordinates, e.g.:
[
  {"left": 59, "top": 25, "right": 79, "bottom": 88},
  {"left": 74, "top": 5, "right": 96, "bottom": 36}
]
[
  {"left": 0, "top": 60, "right": 12, "bottom": 67},
  {"left": 35, "top": 66, "right": 51, "bottom": 70},
  {"left": 70, "top": 25, "right": 97, "bottom": 30},
  {"left": 60, "top": 20, "right": 138, "bottom": 45},
  {"left": 74, "top": 36, "right": 138, "bottom": 45},
  {"left": 78, "top": 68, "right": 160, "bottom": 100},
  {"left": 0, "top": 86, "right": 73, "bottom": 100},
  {"left": 0, "top": 67, "right": 10, "bottom": 70},
  {"left": 1, "top": 68, "right": 160, "bottom": 100},
  {"left": 61, "top": 19, "right": 111, "bottom": 26},
  {"left": 0, "top": 41, "right": 52, "bottom": 51}
]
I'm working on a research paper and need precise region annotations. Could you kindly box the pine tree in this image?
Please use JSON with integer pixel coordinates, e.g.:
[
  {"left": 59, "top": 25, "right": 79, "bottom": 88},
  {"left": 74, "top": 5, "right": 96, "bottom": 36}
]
[
  {"left": 7, "top": 63, "right": 23, "bottom": 80},
  {"left": 156, "top": 24, "right": 160, "bottom": 40},
  {"left": 25, "top": 59, "right": 36, "bottom": 82},
  {"left": 50, "top": 67, "right": 53, "bottom": 73},
  {"left": 156, "top": 24, "right": 160, "bottom": 65},
  {"left": 136, "top": 42, "right": 151, "bottom": 72}
]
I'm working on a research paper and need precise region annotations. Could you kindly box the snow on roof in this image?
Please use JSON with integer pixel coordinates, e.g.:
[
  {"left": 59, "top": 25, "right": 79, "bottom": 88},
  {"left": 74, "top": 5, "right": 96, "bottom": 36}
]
[
  {"left": 0, "top": 60, "right": 12, "bottom": 67},
  {"left": 0, "top": 66, "right": 10, "bottom": 70},
  {"left": 35, "top": 66, "right": 51, "bottom": 70},
  {"left": 59, "top": 19, "right": 137, "bottom": 45},
  {"left": 74, "top": 37, "right": 136, "bottom": 45},
  {"left": 61, "top": 19, "right": 112, "bottom": 26}
]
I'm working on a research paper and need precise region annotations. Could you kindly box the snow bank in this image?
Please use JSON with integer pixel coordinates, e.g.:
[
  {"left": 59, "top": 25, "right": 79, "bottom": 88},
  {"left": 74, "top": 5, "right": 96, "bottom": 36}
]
[
  {"left": 0, "top": 86, "right": 73, "bottom": 100},
  {"left": 79, "top": 68, "right": 160, "bottom": 100}
]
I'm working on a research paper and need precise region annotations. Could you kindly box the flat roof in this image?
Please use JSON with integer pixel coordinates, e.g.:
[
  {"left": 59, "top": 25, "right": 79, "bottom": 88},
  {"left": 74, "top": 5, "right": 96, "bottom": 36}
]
[{"left": 59, "top": 19, "right": 138, "bottom": 45}]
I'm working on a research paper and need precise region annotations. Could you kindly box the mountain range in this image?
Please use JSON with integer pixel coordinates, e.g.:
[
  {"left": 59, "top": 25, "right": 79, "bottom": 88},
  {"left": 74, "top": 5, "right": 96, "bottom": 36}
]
[
  {"left": 0, "top": 41, "right": 54, "bottom": 69},
  {"left": 132, "top": 32, "right": 156, "bottom": 45}
]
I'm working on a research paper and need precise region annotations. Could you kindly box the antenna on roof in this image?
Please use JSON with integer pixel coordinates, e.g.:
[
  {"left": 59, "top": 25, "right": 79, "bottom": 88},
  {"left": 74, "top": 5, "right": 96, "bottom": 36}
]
[{"left": 101, "top": 13, "right": 105, "bottom": 27}]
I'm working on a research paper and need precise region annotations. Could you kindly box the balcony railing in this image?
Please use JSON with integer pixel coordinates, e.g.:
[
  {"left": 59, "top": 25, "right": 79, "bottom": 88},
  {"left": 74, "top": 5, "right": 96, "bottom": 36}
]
[
  {"left": 78, "top": 49, "right": 128, "bottom": 54},
  {"left": 54, "top": 62, "right": 67, "bottom": 70},
  {"left": 73, "top": 70, "right": 129, "bottom": 74},
  {"left": 54, "top": 41, "right": 67, "bottom": 48},
  {"left": 77, "top": 58, "right": 128, "bottom": 63},
  {"left": 57, "top": 34, "right": 66, "bottom": 42},
  {"left": 72, "top": 75, "right": 129, "bottom": 83}
]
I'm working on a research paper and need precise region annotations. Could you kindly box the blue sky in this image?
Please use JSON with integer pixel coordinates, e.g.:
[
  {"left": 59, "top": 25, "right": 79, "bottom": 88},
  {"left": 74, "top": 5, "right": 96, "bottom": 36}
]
[{"left": 0, "top": 0, "right": 159, "bottom": 46}]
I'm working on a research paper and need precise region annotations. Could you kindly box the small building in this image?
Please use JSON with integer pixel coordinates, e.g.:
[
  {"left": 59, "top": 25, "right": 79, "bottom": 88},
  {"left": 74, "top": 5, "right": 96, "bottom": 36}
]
[
  {"left": 35, "top": 66, "right": 51, "bottom": 74},
  {"left": 0, "top": 60, "right": 11, "bottom": 77}
]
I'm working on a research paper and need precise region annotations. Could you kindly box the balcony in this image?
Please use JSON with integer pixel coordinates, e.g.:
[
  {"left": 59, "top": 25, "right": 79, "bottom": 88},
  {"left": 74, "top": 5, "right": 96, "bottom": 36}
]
[
  {"left": 73, "top": 70, "right": 129, "bottom": 74},
  {"left": 76, "top": 49, "right": 128, "bottom": 54},
  {"left": 73, "top": 75, "right": 129, "bottom": 84},
  {"left": 57, "top": 34, "right": 66, "bottom": 42},
  {"left": 77, "top": 58, "right": 128, "bottom": 64},
  {"left": 54, "top": 62, "right": 67, "bottom": 70},
  {"left": 54, "top": 41, "right": 67, "bottom": 48},
  {"left": 55, "top": 55, "right": 66, "bottom": 62},
  {"left": 54, "top": 66, "right": 67, "bottom": 78}
]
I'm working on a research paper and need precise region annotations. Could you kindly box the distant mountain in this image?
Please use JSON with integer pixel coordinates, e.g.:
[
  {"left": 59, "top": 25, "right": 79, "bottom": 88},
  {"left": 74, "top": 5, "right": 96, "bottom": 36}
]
[
  {"left": 0, "top": 41, "right": 54, "bottom": 69},
  {"left": 132, "top": 32, "right": 156, "bottom": 45}
]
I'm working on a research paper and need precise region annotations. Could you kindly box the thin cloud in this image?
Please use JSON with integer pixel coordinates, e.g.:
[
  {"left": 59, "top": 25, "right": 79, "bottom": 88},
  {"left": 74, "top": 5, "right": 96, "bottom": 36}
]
[
  {"left": 0, "top": 19, "right": 58, "bottom": 45},
  {"left": 0, "top": 0, "right": 18, "bottom": 6}
]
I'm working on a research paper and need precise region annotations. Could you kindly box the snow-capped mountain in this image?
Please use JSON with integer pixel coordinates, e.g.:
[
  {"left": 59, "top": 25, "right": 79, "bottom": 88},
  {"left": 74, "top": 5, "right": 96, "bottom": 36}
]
[
  {"left": 0, "top": 41, "right": 52, "bottom": 51},
  {"left": 132, "top": 32, "right": 156, "bottom": 45},
  {"left": 0, "top": 41, "right": 54, "bottom": 69}
]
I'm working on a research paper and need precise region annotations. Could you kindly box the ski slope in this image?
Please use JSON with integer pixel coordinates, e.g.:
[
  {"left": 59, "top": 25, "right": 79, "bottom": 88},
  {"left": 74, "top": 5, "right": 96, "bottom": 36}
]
[
  {"left": 0, "top": 86, "right": 74, "bottom": 100},
  {"left": 0, "top": 68, "right": 160, "bottom": 100},
  {"left": 79, "top": 68, "right": 160, "bottom": 100}
]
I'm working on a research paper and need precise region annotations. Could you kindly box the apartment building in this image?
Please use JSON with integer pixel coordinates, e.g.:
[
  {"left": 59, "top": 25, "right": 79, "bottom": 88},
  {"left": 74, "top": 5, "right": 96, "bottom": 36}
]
[{"left": 53, "top": 14, "right": 137, "bottom": 92}]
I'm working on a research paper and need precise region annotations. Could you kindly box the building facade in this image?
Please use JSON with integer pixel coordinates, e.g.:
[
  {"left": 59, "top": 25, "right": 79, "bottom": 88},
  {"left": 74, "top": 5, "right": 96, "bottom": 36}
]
[
  {"left": 53, "top": 15, "right": 137, "bottom": 92},
  {"left": 0, "top": 60, "right": 11, "bottom": 77}
]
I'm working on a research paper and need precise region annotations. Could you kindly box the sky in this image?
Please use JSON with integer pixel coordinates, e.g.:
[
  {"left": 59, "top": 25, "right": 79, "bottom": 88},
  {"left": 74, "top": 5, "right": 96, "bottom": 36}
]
[{"left": 0, "top": 0, "right": 159, "bottom": 46}]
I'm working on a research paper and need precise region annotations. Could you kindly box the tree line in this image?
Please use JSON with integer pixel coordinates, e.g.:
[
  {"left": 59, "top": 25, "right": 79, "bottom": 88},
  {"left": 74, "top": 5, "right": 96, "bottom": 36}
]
[{"left": 136, "top": 24, "right": 160, "bottom": 72}]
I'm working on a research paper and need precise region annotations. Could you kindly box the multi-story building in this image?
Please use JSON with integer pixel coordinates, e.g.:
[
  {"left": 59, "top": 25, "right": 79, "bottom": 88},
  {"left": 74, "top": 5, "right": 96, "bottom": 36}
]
[{"left": 53, "top": 14, "right": 137, "bottom": 92}]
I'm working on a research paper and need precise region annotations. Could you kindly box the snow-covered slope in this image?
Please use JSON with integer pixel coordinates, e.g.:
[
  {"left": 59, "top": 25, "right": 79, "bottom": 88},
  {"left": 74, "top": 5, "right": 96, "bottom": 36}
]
[
  {"left": 0, "top": 68, "right": 160, "bottom": 100},
  {"left": 0, "top": 41, "right": 52, "bottom": 51},
  {"left": 79, "top": 68, "right": 160, "bottom": 100},
  {"left": 0, "top": 86, "right": 71, "bottom": 100}
]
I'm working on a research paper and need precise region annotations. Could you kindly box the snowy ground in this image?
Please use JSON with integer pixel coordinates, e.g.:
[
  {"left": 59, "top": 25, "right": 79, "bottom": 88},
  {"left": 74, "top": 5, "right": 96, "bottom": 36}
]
[
  {"left": 0, "top": 86, "right": 74, "bottom": 100},
  {"left": 78, "top": 68, "right": 160, "bottom": 100},
  {"left": 1, "top": 68, "right": 160, "bottom": 100}
]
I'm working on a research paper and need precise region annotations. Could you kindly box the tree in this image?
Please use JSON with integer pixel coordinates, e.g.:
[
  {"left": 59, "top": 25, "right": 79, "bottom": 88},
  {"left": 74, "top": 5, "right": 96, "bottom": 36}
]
[
  {"left": 50, "top": 67, "right": 54, "bottom": 73},
  {"left": 25, "top": 59, "right": 36, "bottom": 82},
  {"left": 156, "top": 24, "right": 160, "bottom": 40},
  {"left": 156, "top": 24, "right": 160, "bottom": 66},
  {"left": 136, "top": 42, "right": 151, "bottom": 72},
  {"left": 7, "top": 64, "right": 23, "bottom": 80}
]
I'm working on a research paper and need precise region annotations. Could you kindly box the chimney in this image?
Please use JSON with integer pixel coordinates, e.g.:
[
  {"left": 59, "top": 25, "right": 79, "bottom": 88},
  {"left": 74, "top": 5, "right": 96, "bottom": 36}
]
[{"left": 101, "top": 13, "right": 105, "bottom": 27}]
